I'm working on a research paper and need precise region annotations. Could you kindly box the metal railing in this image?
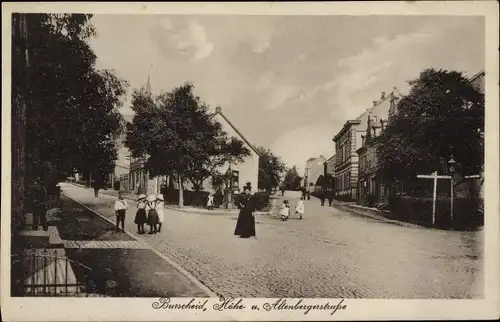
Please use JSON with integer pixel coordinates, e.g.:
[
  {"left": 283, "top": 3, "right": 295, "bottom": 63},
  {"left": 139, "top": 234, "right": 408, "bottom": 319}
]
[{"left": 11, "top": 249, "right": 92, "bottom": 297}]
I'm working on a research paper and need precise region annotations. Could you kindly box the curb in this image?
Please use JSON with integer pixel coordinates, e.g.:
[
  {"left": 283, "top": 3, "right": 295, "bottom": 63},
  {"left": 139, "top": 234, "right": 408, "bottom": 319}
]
[
  {"left": 63, "top": 192, "right": 217, "bottom": 298},
  {"left": 336, "top": 204, "right": 425, "bottom": 229}
]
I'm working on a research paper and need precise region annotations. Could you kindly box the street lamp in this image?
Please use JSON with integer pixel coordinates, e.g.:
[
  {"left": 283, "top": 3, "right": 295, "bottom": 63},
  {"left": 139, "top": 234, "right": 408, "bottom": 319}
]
[
  {"left": 225, "top": 166, "right": 233, "bottom": 209},
  {"left": 448, "top": 155, "right": 456, "bottom": 222}
]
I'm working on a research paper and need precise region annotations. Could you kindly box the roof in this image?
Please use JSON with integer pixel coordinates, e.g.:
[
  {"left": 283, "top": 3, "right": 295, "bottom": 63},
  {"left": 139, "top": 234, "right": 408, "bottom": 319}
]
[
  {"left": 211, "top": 109, "right": 261, "bottom": 156},
  {"left": 468, "top": 69, "right": 485, "bottom": 83}
]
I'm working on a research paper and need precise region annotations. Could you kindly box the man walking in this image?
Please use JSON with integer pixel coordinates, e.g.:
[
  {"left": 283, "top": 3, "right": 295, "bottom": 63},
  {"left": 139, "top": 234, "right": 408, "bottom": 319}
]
[
  {"left": 327, "top": 189, "right": 334, "bottom": 207},
  {"left": 114, "top": 192, "right": 128, "bottom": 232},
  {"left": 29, "top": 179, "right": 48, "bottom": 231},
  {"left": 320, "top": 189, "right": 326, "bottom": 206}
]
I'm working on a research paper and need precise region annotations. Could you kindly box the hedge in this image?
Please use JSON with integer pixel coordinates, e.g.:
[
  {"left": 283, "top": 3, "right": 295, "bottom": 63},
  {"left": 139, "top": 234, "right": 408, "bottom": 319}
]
[
  {"left": 387, "top": 196, "right": 483, "bottom": 230},
  {"left": 160, "top": 188, "right": 272, "bottom": 211}
]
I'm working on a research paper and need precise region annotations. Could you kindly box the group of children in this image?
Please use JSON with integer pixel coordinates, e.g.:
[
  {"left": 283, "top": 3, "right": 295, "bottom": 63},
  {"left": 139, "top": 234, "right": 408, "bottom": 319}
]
[
  {"left": 279, "top": 197, "right": 305, "bottom": 221},
  {"left": 134, "top": 194, "right": 165, "bottom": 234}
]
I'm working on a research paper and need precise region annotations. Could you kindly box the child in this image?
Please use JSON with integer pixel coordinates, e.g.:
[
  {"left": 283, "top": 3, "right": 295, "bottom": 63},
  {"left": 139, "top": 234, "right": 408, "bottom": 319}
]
[
  {"left": 134, "top": 194, "right": 147, "bottom": 234},
  {"left": 280, "top": 200, "right": 290, "bottom": 221},
  {"left": 156, "top": 195, "right": 165, "bottom": 233},
  {"left": 146, "top": 195, "right": 159, "bottom": 234},
  {"left": 295, "top": 197, "right": 305, "bottom": 220},
  {"left": 207, "top": 193, "right": 214, "bottom": 211},
  {"left": 114, "top": 192, "right": 128, "bottom": 232}
]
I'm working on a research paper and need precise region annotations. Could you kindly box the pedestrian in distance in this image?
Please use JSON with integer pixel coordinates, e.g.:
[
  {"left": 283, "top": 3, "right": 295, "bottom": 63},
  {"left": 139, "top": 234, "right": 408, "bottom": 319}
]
[
  {"left": 327, "top": 189, "right": 334, "bottom": 207},
  {"left": 156, "top": 195, "right": 165, "bottom": 233},
  {"left": 146, "top": 195, "right": 160, "bottom": 234},
  {"left": 114, "top": 192, "right": 128, "bottom": 233},
  {"left": 207, "top": 193, "right": 214, "bottom": 211},
  {"left": 134, "top": 194, "right": 147, "bottom": 234},
  {"left": 29, "top": 178, "right": 48, "bottom": 231},
  {"left": 295, "top": 197, "right": 305, "bottom": 220},
  {"left": 280, "top": 200, "right": 290, "bottom": 221},
  {"left": 320, "top": 189, "right": 326, "bottom": 206},
  {"left": 234, "top": 187, "right": 256, "bottom": 238}
]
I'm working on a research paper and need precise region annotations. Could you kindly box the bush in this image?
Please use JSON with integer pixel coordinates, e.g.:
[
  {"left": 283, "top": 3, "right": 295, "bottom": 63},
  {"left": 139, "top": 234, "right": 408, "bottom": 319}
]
[
  {"left": 252, "top": 191, "right": 271, "bottom": 211},
  {"left": 364, "top": 194, "right": 377, "bottom": 207},
  {"left": 162, "top": 188, "right": 209, "bottom": 207},
  {"left": 388, "top": 196, "right": 483, "bottom": 230}
]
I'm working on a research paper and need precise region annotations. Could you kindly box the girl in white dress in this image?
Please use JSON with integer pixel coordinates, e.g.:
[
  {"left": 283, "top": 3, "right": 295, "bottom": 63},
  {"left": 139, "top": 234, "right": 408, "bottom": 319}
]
[
  {"left": 280, "top": 200, "right": 290, "bottom": 221},
  {"left": 295, "top": 197, "right": 305, "bottom": 220}
]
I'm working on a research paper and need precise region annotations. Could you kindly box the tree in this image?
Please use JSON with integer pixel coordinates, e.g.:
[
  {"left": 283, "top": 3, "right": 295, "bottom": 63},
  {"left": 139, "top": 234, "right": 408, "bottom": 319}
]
[
  {"left": 19, "top": 14, "right": 127, "bottom": 192},
  {"left": 125, "top": 84, "right": 250, "bottom": 207},
  {"left": 376, "top": 68, "right": 484, "bottom": 184},
  {"left": 256, "top": 147, "right": 286, "bottom": 192},
  {"left": 282, "top": 166, "right": 302, "bottom": 191}
]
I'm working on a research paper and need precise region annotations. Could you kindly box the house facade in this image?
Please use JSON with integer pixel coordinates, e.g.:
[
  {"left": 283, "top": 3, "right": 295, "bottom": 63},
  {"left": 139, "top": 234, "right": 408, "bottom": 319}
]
[
  {"left": 303, "top": 155, "right": 326, "bottom": 191},
  {"left": 356, "top": 94, "right": 399, "bottom": 206},
  {"left": 333, "top": 91, "right": 395, "bottom": 201},
  {"left": 199, "top": 107, "right": 260, "bottom": 193}
]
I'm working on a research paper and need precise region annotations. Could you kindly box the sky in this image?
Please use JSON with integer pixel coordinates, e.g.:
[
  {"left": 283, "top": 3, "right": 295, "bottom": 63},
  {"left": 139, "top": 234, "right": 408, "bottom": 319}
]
[{"left": 88, "top": 14, "right": 484, "bottom": 174}]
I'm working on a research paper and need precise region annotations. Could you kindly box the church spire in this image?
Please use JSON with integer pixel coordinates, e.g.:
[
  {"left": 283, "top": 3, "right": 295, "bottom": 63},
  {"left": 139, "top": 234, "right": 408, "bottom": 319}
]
[
  {"left": 145, "top": 75, "right": 152, "bottom": 95},
  {"left": 145, "top": 63, "right": 153, "bottom": 95}
]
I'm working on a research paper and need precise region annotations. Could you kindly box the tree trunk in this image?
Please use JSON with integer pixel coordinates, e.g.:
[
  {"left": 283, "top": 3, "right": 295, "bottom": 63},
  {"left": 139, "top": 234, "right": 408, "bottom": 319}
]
[{"left": 178, "top": 174, "right": 184, "bottom": 208}]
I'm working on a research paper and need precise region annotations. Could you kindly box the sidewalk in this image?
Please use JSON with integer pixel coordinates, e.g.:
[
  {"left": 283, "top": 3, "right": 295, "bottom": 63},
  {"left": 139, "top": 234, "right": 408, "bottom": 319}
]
[
  {"left": 333, "top": 203, "right": 424, "bottom": 229},
  {"left": 99, "top": 187, "right": 271, "bottom": 215},
  {"left": 48, "top": 194, "right": 210, "bottom": 297}
]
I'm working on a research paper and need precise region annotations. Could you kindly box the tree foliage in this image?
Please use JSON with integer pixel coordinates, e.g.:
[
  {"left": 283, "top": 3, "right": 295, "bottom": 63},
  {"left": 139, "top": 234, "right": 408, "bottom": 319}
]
[
  {"left": 18, "top": 14, "right": 128, "bottom": 190},
  {"left": 125, "top": 83, "right": 250, "bottom": 206},
  {"left": 315, "top": 173, "right": 334, "bottom": 190},
  {"left": 256, "top": 147, "right": 286, "bottom": 192},
  {"left": 376, "top": 68, "right": 484, "bottom": 183},
  {"left": 282, "top": 166, "right": 302, "bottom": 190}
]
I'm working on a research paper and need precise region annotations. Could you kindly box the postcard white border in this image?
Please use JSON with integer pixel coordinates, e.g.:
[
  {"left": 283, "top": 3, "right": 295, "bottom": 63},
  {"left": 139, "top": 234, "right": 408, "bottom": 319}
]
[{"left": 2, "top": 1, "right": 499, "bottom": 321}]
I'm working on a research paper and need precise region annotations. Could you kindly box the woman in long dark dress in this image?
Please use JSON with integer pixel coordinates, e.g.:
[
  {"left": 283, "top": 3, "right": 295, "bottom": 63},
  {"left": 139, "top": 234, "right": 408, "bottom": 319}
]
[{"left": 234, "top": 189, "right": 256, "bottom": 238}]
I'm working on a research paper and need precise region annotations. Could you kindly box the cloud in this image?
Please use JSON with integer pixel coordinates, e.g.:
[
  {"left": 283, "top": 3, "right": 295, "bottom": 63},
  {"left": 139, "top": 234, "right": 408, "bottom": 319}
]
[
  {"left": 295, "top": 29, "right": 435, "bottom": 122},
  {"left": 253, "top": 39, "right": 271, "bottom": 53},
  {"left": 256, "top": 71, "right": 274, "bottom": 91},
  {"left": 169, "top": 20, "right": 214, "bottom": 61},
  {"left": 270, "top": 124, "right": 334, "bottom": 173},
  {"left": 266, "top": 85, "right": 298, "bottom": 110}
]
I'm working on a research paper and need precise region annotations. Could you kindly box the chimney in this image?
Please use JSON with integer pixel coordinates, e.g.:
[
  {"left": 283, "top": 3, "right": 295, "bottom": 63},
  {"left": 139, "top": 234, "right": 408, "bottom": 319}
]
[
  {"left": 381, "top": 92, "right": 386, "bottom": 99},
  {"left": 215, "top": 106, "right": 222, "bottom": 113}
]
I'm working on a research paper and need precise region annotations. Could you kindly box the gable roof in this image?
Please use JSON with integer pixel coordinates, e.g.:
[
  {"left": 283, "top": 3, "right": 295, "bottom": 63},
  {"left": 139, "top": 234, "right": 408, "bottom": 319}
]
[{"left": 211, "top": 108, "right": 261, "bottom": 156}]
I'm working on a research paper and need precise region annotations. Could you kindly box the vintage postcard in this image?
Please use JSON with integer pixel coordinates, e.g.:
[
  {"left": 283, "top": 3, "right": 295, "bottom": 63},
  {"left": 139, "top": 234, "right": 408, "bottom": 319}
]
[{"left": 1, "top": 1, "right": 499, "bottom": 321}]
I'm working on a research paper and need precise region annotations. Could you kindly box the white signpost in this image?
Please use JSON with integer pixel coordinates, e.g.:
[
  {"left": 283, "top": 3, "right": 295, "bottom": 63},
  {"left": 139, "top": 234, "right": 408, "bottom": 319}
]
[
  {"left": 417, "top": 171, "right": 451, "bottom": 225},
  {"left": 417, "top": 172, "right": 482, "bottom": 225}
]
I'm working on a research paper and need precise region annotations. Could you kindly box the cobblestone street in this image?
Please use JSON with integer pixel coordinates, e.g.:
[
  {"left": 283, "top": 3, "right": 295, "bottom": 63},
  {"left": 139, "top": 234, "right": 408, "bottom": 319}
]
[{"left": 61, "top": 184, "right": 483, "bottom": 299}]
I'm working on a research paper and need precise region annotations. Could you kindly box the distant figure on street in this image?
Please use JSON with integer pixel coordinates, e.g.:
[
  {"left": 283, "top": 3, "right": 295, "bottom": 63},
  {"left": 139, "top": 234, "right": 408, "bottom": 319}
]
[
  {"left": 114, "top": 192, "right": 128, "bottom": 233},
  {"left": 29, "top": 178, "right": 48, "bottom": 231},
  {"left": 207, "top": 193, "right": 214, "bottom": 210},
  {"left": 134, "top": 194, "right": 147, "bottom": 234},
  {"left": 295, "top": 197, "right": 305, "bottom": 220},
  {"left": 307, "top": 191, "right": 311, "bottom": 200},
  {"left": 146, "top": 195, "right": 159, "bottom": 234},
  {"left": 281, "top": 187, "right": 285, "bottom": 196},
  {"left": 301, "top": 188, "right": 307, "bottom": 199},
  {"left": 234, "top": 187, "right": 256, "bottom": 238},
  {"left": 156, "top": 195, "right": 165, "bottom": 233},
  {"left": 320, "top": 190, "right": 326, "bottom": 206},
  {"left": 280, "top": 200, "right": 290, "bottom": 221},
  {"left": 327, "top": 190, "right": 334, "bottom": 207}
]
